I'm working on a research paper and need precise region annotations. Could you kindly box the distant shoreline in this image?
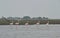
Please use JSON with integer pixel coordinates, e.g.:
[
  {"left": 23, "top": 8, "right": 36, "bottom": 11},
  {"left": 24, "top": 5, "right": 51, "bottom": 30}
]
[
  {"left": 0, "top": 20, "right": 60, "bottom": 25},
  {"left": 0, "top": 16, "right": 60, "bottom": 25}
]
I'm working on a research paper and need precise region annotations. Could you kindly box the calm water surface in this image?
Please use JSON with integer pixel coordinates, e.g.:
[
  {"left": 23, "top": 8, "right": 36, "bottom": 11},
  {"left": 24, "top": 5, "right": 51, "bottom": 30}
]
[{"left": 0, "top": 24, "right": 60, "bottom": 38}]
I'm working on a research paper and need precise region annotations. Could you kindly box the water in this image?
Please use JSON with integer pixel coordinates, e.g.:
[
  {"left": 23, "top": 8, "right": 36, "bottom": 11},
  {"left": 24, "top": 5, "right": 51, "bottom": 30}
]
[{"left": 0, "top": 24, "right": 60, "bottom": 38}]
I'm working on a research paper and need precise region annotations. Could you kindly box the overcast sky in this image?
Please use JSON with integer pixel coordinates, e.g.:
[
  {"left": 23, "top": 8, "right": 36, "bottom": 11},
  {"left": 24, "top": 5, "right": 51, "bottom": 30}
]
[{"left": 0, "top": 0, "right": 60, "bottom": 19}]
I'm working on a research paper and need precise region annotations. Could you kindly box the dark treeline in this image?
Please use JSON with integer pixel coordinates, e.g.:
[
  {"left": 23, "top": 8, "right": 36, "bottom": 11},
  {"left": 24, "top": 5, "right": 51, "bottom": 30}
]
[{"left": 0, "top": 16, "right": 60, "bottom": 25}]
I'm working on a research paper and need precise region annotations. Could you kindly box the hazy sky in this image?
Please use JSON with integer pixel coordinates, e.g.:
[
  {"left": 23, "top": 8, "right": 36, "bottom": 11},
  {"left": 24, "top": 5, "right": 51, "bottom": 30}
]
[{"left": 0, "top": 0, "right": 60, "bottom": 19}]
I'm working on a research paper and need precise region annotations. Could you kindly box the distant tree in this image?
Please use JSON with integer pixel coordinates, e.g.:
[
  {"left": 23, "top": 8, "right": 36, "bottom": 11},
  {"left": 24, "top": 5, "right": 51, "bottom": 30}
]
[
  {"left": 42, "top": 17, "right": 48, "bottom": 20},
  {"left": 32, "top": 17, "right": 42, "bottom": 20},
  {"left": 37, "top": 17, "right": 42, "bottom": 20},
  {"left": 43, "top": 17, "right": 45, "bottom": 19},
  {"left": 0, "top": 16, "right": 10, "bottom": 25},
  {"left": 23, "top": 16, "right": 31, "bottom": 20},
  {"left": 1, "top": 16, "right": 7, "bottom": 20}
]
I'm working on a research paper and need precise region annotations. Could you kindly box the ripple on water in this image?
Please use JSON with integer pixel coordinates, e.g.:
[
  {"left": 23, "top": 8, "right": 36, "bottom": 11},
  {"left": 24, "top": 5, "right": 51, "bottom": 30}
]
[{"left": 0, "top": 25, "right": 60, "bottom": 38}]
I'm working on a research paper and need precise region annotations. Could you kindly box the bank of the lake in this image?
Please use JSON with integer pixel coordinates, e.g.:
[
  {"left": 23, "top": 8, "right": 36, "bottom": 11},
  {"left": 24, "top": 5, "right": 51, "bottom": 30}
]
[{"left": 0, "top": 19, "right": 60, "bottom": 25}]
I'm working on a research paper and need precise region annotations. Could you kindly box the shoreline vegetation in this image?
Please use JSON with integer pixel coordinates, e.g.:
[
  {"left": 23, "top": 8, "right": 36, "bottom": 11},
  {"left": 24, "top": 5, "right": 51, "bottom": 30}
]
[{"left": 0, "top": 16, "right": 60, "bottom": 25}]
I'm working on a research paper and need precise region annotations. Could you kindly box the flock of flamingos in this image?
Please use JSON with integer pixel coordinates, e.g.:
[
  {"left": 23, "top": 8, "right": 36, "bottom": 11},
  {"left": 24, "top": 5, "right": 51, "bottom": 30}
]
[{"left": 9, "top": 21, "right": 49, "bottom": 25}]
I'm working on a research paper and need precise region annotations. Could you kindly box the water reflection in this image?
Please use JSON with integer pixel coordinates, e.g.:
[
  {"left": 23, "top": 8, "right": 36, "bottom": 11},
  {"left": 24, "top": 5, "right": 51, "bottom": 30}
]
[{"left": 0, "top": 25, "right": 60, "bottom": 38}]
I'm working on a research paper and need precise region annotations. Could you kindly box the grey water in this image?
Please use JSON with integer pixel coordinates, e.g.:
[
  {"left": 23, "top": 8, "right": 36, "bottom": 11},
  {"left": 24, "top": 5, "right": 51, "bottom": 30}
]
[{"left": 0, "top": 24, "right": 60, "bottom": 38}]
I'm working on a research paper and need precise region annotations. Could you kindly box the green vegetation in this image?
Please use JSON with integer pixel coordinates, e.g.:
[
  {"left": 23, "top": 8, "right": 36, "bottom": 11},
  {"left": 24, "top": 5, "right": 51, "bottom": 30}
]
[{"left": 0, "top": 16, "right": 60, "bottom": 25}]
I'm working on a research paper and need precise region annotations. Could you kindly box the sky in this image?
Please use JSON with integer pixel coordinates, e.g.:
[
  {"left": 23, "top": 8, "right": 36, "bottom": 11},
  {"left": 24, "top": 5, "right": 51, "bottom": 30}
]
[{"left": 0, "top": 0, "right": 60, "bottom": 19}]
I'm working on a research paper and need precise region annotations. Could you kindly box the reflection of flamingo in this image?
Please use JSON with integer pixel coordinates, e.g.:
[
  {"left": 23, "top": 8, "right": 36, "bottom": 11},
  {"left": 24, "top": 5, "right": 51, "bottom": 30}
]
[
  {"left": 15, "top": 22, "right": 19, "bottom": 30},
  {"left": 46, "top": 21, "right": 49, "bottom": 30},
  {"left": 9, "top": 22, "right": 13, "bottom": 29},
  {"left": 15, "top": 20, "right": 19, "bottom": 30},
  {"left": 25, "top": 23, "right": 29, "bottom": 30}
]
